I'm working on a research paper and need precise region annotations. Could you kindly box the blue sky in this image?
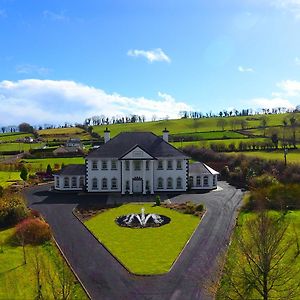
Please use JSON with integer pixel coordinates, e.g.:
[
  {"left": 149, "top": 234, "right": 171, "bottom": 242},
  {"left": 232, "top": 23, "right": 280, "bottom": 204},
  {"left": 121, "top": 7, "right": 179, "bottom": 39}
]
[{"left": 0, "top": 0, "right": 300, "bottom": 125}]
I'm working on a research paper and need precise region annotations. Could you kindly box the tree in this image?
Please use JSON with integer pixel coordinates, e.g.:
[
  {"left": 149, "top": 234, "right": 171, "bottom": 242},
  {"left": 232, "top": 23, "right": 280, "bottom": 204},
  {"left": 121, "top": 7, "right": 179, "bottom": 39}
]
[
  {"left": 271, "top": 132, "right": 279, "bottom": 149},
  {"left": 217, "top": 119, "right": 227, "bottom": 131},
  {"left": 18, "top": 122, "right": 34, "bottom": 133},
  {"left": 219, "top": 211, "right": 300, "bottom": 299},
  {"left": 46, "top": 164, "right": 52, "bottom": 175},
  {"left": 289, "top": 115, "right": 298, "bottom": 148},
  {"left": 20, "top": 166, "right": 28, "bottom": 181},
  {"left": 260, "top": 116, "right": 268, "bottom": 136}
]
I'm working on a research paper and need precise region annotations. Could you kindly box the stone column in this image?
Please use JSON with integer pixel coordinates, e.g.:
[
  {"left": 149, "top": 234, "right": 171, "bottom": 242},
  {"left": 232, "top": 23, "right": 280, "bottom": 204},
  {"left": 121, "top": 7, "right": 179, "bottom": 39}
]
[
  {"left": 150, "top": 160, "right": 154, "bottom": 194},
  {"left": 129, "top": 160, "right": 133, "bottom": 194},
  {"left": 142, "top": 160, "right": 146, "bottom": 194}
]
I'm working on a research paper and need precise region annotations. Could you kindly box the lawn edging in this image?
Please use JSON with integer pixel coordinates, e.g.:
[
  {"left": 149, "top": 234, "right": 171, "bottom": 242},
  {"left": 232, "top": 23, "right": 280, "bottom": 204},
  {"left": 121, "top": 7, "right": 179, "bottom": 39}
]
[{"left": 72, "top": 203, "right": 207, "bottom": 276}]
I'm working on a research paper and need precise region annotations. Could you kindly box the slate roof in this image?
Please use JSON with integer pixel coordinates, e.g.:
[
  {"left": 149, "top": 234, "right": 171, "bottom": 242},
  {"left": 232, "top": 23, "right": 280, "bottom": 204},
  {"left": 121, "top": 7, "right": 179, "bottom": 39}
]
[
  {"left": 87, "top": 132, "right": 189, "bottom": 159},
  {"left": 56, "top": 164, "right": 85, "bottom": 176},
  {"left": 189, "top": 162, "right": 219, "bottom": 175}
]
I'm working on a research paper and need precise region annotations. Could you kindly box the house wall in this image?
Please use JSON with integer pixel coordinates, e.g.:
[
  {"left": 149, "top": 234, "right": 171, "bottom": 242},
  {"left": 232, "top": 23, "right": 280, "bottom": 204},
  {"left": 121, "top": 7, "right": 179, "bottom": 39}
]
[
  {"left": 189, "top": 173, "right": 218, "bottom": 190},
  {"left": 54, "top": 175, "right": 85, "bottom": 191}
]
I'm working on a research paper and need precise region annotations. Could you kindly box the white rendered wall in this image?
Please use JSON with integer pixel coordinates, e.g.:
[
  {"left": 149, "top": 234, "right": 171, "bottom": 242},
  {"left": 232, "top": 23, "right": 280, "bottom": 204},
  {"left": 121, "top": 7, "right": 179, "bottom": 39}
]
[{"left": 54, "top": 175, "right": 85, "bottom": 191}]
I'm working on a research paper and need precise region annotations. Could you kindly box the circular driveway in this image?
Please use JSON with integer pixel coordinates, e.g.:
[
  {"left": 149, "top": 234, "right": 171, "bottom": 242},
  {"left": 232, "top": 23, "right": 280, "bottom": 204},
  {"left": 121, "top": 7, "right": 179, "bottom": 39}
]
[{"left": 24, "top": 182, "right": 243, "bottom": 300}]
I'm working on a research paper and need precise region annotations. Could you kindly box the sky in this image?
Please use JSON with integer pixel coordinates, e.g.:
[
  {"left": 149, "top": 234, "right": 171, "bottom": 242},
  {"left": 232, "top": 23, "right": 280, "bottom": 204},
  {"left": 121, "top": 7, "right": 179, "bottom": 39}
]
[{"left": 1, "top": 0, "right": 300, "bottom": 125}]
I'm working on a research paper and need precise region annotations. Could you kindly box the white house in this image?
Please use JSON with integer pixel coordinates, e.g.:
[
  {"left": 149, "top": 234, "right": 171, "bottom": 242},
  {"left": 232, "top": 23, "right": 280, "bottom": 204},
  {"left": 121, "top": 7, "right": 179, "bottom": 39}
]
[{"left": 54, "top": 129, "right": 219, "bottom": 193}]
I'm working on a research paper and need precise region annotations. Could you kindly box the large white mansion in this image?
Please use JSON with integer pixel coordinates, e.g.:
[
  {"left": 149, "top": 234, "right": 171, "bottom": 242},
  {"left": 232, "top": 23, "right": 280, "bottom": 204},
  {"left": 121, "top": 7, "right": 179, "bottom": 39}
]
[{"left": 54, "top": 129, "right": 219, "bottom": 194}]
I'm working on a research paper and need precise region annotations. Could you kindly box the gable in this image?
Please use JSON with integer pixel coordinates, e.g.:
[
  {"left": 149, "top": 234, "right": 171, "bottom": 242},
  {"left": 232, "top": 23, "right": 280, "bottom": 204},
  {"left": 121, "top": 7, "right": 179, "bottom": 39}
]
[{"left": 120, "top": 146, "right": 154, "bottom": 160}]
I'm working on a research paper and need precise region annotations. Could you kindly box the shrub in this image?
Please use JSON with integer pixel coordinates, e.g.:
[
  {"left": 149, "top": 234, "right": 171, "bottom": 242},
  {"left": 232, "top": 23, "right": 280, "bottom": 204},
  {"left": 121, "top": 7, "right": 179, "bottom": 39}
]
[
  {"left": 184, "top": 201, "right": 196, "bottom": 214},
  {"left": 249, "top": 174, "right": 279, "bottom": 189},
  {"left": 195, "top": 204, "right": 204, "bottom": 212},
  {"left": 20, "top": 166, "right": 28, "bottom": 181},
  {"left": 0, "top": 194, "right": 29, "bottom": 227},
  {"left": 0, "top": 186, "right": 4, "bottom": 197},
  {"left": 155, "top": 195, "right": 161, "bottom": 206},
  {"left": 14, "top": 218, "right": 51, "bottom": 245}
]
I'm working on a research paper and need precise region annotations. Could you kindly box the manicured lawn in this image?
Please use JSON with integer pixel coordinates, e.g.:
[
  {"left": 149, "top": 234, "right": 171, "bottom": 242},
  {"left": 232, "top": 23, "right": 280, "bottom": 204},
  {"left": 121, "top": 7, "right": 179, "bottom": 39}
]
[
  {"left": 217, "top": 210, "right": 300, "bottom": 299},
  {"left": 228, "top": 150, "right": 300, "bottom": 163},
  {"left": 21, "top": 157, "right": 85, "bottom": 171},
  {"left": 0, "top": 228, "right": 87, "bottom": 299},
  {"left": 0, "top": 171, "right": 21, "bottom": 187},
  {"left": 85, "top": 203, "right": 201, "bottom": 275}
]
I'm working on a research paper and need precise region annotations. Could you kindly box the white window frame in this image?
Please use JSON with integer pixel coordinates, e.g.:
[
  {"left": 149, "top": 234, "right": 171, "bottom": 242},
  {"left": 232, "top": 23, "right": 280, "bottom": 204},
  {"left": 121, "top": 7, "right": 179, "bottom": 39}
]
[
  {"left": 157, "top": 177, "right": 164, "bottom": 189},
  {"left": 102, "top": 178, "right": 108, "bottom": 190},
  {"left": 157, "top": 160, "right": 163, "bottom": 170},
  {"left": 92, "top": 160, "right": 98, "bottom": 170},
  {"left": 111, "top": 177, "right": 117, "bottom": 190},
  {"left": 167, "top": 177, "right": 173, "bottom": 189},
  {"left": 176, "top": 177, "right": 182, "bottom": 189},
  {"left": 111, "top": 160, "right": 117, "bottom": 170},
  {"left": 102, "top": 160, "right": 108, "bottom": 170},
  {"left": 92, "top": 178, "right": 98, "bottom": 190},
  {"left": 167, "top": 160, "right": 173, "bottom": 170}
]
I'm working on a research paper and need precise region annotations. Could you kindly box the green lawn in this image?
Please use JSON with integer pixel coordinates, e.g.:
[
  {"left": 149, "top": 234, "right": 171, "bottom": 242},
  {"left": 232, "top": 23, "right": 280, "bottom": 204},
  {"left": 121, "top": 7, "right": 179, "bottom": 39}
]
[
  {"left": 0, "top": 228, "right": 87, "bottom": 299},
  {"left": 171, "top": 130, "right": 246, "bottom": 140},
  {"left": 21, "top": 157, "right": 85, "bottom": 171},
  {"left": 0, "top": 171, "right": 21, "bottom": 187},
  {"left": 0, "top": 143, "right": 44, "bottom": 153},
  {"left": 228, "top": 150, "right": 300, "bottom": 163},
  {"left": 38, "top": 127, "right": 91, "bottom": 141},
  {"left": 85, "top": 203, "right": 201, "bottom": 275},
  {"left": 217, "top": 210, "right": 300, "bottom": 299}
]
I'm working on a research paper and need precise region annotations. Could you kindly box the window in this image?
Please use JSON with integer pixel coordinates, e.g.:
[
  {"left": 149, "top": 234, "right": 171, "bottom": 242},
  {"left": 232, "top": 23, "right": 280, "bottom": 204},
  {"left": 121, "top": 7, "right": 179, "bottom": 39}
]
[
  {"left": 111, "top": 160, "right": 117, "bottom": 170},
  {"left": 102, "top": 160, "right": 108, "bottom": 170},
  {"left": 189, "top": 176, "right": 194, "bottom": 187},
  {"left": 146, "top": 180, "right": 150, "bottom": 191},
  {"left": 203, "top": 176, "right": 209, "bottom": 186},
  {"left": 71, "top": 177, "right": 77, "bottom": 188},
  {"left": 146, "top": 161, "right": 149, "bottom": 170},
  {"left": 213, "top": 175, "right": 217, "bottom": 186},
  {"left": 167, "top": 177, "right": 173, "bottom": 189},
  {"left": 134, "top": 160, "right": 141, "bottom": 171},
  {"left": 167, "top": 160, "right": 173, "bottom": 170},
  {"left": 125, "top": 180, "right": 130, "bottom": 191},
  {"left": 176, "top": 160, "right": 182, "bottom": 170},
  {"left": 92, "top": 178, "right": 98, "bottom": 190},
  {"left": 157, "top": 160, "right": 163, "bottom": 170},
  {"left": 79, "top": 177, "right": 84, "bottom": 188},
  {"left": 55, "top": 177, "right": 60, "bottom": 188},
  {"left": 64, "top": 177, "right": 69, "bottom": 188},
  {"left": 125, "top": 160, "right": 130, "bottom": 171},
  {"left": 102, "top": 178, "right": 108, "bottom": 189},
  {"left": 111, "top": 178, "right": 117, "bottom": 189},
  {"left": 157, "top": 177, "right": 163, "bottom": 189},
  {"left": 196, "top": 176, "right": 201, "bottom": 187},
  {"left": 176, "top": 177, "right": 182, "bottom": 189},
  {"left": 92, "top": 160, "right": 98, "bottom": 170}
]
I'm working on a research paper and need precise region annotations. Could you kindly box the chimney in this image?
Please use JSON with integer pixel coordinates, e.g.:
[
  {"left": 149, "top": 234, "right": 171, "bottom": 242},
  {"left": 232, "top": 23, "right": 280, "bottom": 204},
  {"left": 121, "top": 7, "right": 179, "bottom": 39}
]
[
  {"left": 104, "top": 127, "right": 110, "bottom": 143},
  {"left": 162, "top": 128, "right": 169, "bottom": 142}
]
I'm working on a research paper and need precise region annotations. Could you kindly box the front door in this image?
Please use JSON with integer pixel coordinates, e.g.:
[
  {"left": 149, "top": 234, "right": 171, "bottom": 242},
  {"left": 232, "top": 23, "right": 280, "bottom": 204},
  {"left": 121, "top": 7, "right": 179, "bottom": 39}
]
[{"left": 132, "top": 179, "right": 143, "bottom": 193}]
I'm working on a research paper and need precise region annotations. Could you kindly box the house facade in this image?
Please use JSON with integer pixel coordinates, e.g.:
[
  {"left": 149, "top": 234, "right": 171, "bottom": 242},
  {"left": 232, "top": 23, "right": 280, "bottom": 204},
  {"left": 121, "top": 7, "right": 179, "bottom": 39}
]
[{"left": 54, "top": 129, "right": 219, "bottom": 193}]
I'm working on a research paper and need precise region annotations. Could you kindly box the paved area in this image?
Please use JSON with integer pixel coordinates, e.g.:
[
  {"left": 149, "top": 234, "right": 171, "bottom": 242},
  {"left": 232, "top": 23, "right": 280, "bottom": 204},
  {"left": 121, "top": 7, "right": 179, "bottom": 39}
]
[{"left": 24, "top": 182, "right": 243, "bottom": 300}]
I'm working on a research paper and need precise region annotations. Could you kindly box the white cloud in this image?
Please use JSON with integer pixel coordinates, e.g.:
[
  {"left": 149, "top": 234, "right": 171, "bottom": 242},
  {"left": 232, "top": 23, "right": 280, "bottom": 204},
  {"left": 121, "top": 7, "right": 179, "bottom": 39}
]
[
  {"left": 43, "top": 10, "right": 69, "bottom": 21},
  {"left": 251, "top": 97, "right": 294, "bottom": 109},
  {"left": 272, "top": 0, "right": 300, "bottom": 18},
  {"left": 16, "top": 64, "right": 51, "bottom": 76},
  {"left": 0, "top": 79, "right": 192, "bottom": 125},
  {"left": 238, "top": 65, "right": 254, "bottom": 72},
  {"left": 127, "top": 48, "right": 171, "bottom": 63},
  {"left": 276, "top": 79, "right": 300, "bottom": 96}
]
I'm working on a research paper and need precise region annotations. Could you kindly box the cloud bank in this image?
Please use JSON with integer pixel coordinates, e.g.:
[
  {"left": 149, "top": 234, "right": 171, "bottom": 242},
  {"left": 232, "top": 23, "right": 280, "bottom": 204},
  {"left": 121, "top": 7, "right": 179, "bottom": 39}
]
[
  {"left": 127, "top": 48, "right": 171, "bottom": 63},
  {"left": 0, "top": 79, "right": 192, "bottom": 125}
]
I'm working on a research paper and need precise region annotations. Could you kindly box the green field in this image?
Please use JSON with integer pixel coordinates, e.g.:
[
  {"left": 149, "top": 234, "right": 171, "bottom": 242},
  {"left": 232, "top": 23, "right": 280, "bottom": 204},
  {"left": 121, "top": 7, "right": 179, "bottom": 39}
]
[
  {"left": 93, "top": 114, "right": 294, "bottom": 137},
  {"left": 0, "top": 143, "right": 44, "bottom": 153},
  {"left": 217, "top": 211, "right": 300, "bottom": 299},
  {"left": 228, "top": 150, "right": 300, "bottom": 163},
  {"left": 171, "top": 130, "right": 246, "bottom": 140},
  {"left": 85, "top": 203, "right": 200, "bottom": 275},
  {"left": 21, "top": 157, "right": 85, "bottom": 171},
  {"left": 0, "top": 227, "right": 87, "bottom": 299},
  {"left": 0, "top": 133, "right": 34, "bottom": 142},
  {"left": 0, "top": 171, "right": 21, "bottom": 187}
]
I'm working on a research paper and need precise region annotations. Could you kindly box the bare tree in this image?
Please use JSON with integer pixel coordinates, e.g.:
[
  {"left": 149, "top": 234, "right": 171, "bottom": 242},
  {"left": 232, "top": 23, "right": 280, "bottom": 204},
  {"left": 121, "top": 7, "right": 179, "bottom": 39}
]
[
  {"left": 32, "top": 248, "right": 44, "bottom": 300},
  {"left": 217, "top": 119, "right": 227, "bottom": 131},
  {"left": 218, "top": 211, "right": 300, "bottom": 300}
]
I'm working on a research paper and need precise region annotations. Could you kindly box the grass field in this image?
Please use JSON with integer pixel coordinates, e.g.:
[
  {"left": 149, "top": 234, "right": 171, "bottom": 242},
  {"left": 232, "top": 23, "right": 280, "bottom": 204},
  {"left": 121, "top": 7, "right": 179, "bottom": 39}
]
[
  {"left": 171, "top": 130, "right": 246, "bottom": 140},
  {"left": 0, "top": 228, "right": 87, "bottom": 299},
  {"left": 38, "top": 127, "right": 91, "bottom": 141},
  {"left": 0, "top": 143, "right": 44, "bottom": 153},
  {"left": 217, "top": 210, "right": 300, "bottom": 299},
  {"left": 0, "top": 171, "right": 21, "bottom": 187},
  {"left": 85, "top": 203, "right": 200, "bottom": 275},
  {"left": 21, "top": 157, "right": 85, "bottom": 171},
  {"left": 0, "top": 133, "right": 34, "bottom": 142},
  {"left": 228, "top": 150, "right": 300, "bottom": 163},
  {"left": 92, "top": 114, "right": 294, "bottom": 138}
]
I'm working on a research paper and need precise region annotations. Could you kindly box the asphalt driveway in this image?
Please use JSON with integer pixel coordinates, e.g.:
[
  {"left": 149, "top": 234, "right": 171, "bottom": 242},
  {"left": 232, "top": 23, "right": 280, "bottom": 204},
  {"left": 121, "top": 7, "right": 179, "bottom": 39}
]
[{"left": 24, "top": 182, "right": 243, "bottom": 300}]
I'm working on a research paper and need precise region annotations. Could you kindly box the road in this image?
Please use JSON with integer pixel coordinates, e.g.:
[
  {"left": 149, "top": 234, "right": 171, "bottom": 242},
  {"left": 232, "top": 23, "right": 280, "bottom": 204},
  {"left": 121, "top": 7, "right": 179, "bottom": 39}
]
[{"left": 24, "top": 182, "right": 243, "bottom": 300}]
